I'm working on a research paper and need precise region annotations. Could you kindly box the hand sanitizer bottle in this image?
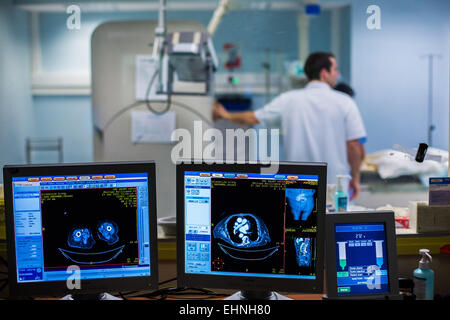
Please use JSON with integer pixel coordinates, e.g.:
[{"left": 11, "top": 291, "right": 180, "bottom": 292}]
[
  {"left": 413, "top": 249, "right": 434, "bottom": 300},
  {"left": 334, "top": 175, "right": 350, "bottom": 212}
]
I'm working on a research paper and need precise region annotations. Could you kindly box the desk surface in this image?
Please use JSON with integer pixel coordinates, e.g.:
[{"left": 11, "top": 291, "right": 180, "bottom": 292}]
[
  {"left": 37, "top": 293, "right": 324, "bottom": 300},
  {"left": 130, "top": 293, "right": 323, "bottom": 300}
]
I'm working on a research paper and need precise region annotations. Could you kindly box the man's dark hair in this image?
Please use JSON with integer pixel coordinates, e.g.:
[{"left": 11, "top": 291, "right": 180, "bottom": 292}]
[
  {"left": 303, "top": 52, "right": 334, "bottom": 81},
  {"left": 334, "top": 82, "right": 355, "bottom": 97}
]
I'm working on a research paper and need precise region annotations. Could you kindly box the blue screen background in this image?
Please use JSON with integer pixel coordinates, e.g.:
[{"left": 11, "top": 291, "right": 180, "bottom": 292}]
[{"left": 334, "top": 223, "right": 389, "bottom": 295}]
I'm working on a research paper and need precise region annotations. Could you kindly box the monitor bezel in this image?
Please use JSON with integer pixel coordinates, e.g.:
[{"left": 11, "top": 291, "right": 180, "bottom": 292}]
[
  {"left": 324, "top": 211, "right": 399, "bottom": 300},
  {"left": 177, "top": 161, "right": 327, "bottom": 293},
  {"left": 3, "top": 161, "right": 159, "bottom": 298}
]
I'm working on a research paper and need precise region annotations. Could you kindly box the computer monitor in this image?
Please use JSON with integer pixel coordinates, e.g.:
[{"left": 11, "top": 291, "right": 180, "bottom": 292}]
[
  {"left": 324, "top": 211, "right": 400, "bottom": 300},
  {"left": 176, "top": 161, "right": 327, "bottom": 300},
  {"left": 3, "top": 161, "right": 158, "bottom": 299}
]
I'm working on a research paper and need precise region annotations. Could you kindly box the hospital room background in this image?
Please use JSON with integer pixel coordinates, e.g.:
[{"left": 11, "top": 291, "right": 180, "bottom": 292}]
[{"left": 0, "top": 0, "right": 449, "bottom": 214}]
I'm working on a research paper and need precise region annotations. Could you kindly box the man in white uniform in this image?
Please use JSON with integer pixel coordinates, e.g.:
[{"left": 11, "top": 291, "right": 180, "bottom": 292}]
[{"left": 212, "top": 52, "right": 367, "bottom": 200}]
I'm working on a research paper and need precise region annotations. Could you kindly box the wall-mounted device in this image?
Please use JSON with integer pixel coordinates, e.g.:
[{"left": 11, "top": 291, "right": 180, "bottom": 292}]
[{"left": 143, "top": 0, "right": 218, "bottom": 102}]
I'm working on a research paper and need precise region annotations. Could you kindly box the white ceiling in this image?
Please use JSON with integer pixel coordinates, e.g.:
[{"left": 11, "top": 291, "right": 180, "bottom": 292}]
[{"left": 15, "top": 0, "right": 349, "bottom": 13}]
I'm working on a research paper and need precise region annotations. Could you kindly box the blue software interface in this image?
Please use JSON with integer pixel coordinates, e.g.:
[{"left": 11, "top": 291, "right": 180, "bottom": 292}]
[
  {"left": 334, "top": 223, "right": 389, "bottom": 295},
  {"left": 11, "top": 173, "right": 151, "bottom": 283},
  {"left": 184, "top": 171, "right": 320, "bottom": 279}
]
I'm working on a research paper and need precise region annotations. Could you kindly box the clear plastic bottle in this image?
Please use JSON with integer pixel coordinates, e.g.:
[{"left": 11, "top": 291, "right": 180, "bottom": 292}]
[
  {"left": 413, "top": 249, "right": 434, "bottom": 300},
  {"left": 334, "top": 175, "right": 350, "bottom": 212}
]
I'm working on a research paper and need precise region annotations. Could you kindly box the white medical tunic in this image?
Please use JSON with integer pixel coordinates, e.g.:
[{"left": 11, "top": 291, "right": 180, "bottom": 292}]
[{"left": 254, "top": 81, "right": 367, "bottom": 184}]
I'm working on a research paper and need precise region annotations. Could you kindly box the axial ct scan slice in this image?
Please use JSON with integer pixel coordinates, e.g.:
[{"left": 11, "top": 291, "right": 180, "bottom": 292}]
[
  {"left": 97, "top": 221, "right": 119, "bottom": 245},
  {"left": 68, "top": 227, "right": 96, "bottom": 249},
  {"left": 286, "top": 189, "right": 315, "bottom": 221},
  {"left": 214, "top": 213, "right": 270, "bottom": 248},
  {"left": 213, "top": 213, "right": 279, "bottom": 261},
  {"left": 59, "top": 220, "right": 124, "bottom": 265}
]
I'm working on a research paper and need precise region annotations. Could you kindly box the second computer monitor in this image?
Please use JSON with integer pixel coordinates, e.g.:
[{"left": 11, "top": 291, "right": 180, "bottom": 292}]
[{"left": 177, "top": 161, "right": 327, "bottom": 298}]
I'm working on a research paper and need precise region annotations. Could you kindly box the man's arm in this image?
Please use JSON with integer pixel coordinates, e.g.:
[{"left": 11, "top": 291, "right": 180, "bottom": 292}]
[
  {"left": 212, "top": 102, "right": 259, "bottom": 125},
  {"left": 347, "top": 139, "right": 365, "bottom": 200}
]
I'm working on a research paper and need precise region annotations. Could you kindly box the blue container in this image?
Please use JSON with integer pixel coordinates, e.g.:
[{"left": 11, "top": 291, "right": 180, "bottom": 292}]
[{"left": 413, "top": 249, "right": 434, "bottom": 300}]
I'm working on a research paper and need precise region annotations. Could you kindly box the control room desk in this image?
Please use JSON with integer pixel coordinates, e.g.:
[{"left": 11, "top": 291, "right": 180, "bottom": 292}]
[
  {"left": 158, "top": 232, "right": 450, "bottom": 297},
  {"left": 35, "top": 293, "right": 323, "bottom": 300}
]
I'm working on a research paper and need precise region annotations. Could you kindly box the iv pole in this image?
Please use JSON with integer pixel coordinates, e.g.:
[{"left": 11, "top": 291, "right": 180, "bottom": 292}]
[{"left": 421, "top": 54, "right": 441, "bottom": 146}]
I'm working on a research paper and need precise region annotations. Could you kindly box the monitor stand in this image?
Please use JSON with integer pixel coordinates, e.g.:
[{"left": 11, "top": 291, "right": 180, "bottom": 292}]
[
  {"left": 225, "top": 290, "right": 292, "bottom": 300},
  {"left": 61, "top": 292, "right": 122, "bottom": 300}
]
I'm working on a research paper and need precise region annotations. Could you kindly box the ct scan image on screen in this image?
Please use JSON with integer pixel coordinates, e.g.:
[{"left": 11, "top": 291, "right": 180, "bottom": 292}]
[
  {"left": 334, "top": 223, "right": 390, "bottom": 295},
  {"left": 41, "top": 187, "right": 139, "bottom": 269},
  {"left": 184, "top": 171, "right": 320, "bottom": 280},
  {"left": 11, "top": 172, "right": 151, "bottom": 284},
  {"left": 210, "top": 178, "right": 285, "bottom": 274}
]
